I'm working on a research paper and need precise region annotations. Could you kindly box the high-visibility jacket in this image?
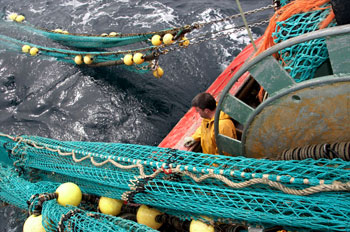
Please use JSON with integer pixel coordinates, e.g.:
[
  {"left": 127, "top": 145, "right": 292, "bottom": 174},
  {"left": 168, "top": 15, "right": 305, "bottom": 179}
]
[{"left": 192, "top": 111, "right": 237, "bottom": 155}]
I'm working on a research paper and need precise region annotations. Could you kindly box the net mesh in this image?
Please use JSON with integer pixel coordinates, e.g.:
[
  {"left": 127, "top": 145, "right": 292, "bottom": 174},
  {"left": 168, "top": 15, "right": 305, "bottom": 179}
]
[
  {"left": 2, "top": 15, "right": 182, "bottom": 49},
  {"left": 0, "top": 34, "right": 151, "bottom": 73},
  {"left": 1, "top": 134, "right": 350, "bottom": 231},
  {"left": 0, "top": 165, "right": 157, "bottom": 232},
  {"left": 273, "top": 2, "right": 336, "bottom": 82}
]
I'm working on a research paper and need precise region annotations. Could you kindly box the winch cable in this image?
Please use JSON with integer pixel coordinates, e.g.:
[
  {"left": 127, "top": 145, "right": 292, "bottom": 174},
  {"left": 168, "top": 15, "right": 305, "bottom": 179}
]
[{"left": 278, "top": 142, "right": 350, "bottom": 161}]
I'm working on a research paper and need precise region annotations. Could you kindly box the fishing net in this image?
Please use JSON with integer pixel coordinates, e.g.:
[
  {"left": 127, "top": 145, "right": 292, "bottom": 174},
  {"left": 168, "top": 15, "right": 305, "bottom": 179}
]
[
  {"left": 1, "top": 133, "right": 350, "bottom": 231},
  {"left": 280, "top": 0, "right": 292, "bottom": 6},
  {"left": 273, "top": 3, "right": 336, "bottom": 82},
  {"left": 0, "top": 33, "right": 152, "bottom": 73},
  {"left": 0, "top": 165, "right": 158, "bottom": 232},
  {"left": 0, "top": 13, "right": 186, "bottom": 72},
  {"left": 258, "top": 0, "right": 336, "bottom": 83},
  {"left": 0, "top": 5, "right": 274, "bottom": 72},
  {"left": 3, "top": 14, "right": 191, "bottom": 49}
]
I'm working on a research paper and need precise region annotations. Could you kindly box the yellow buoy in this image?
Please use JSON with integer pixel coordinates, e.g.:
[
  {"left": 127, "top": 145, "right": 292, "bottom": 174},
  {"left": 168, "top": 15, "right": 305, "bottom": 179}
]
[
  {"left": 136, "top": 205, "right": 163, "bottom": 230},
  {"left": 23, "top": 215, "right": 46, "bottom": 232},
  {"left": 83, "top": 55, "right": 94, "bottom": 65},
  {"left": 163, "top": 33, "right": 174, "bottom": 45},
  {"left": 189, "top": 218, "right": 215, "bottom": 232},
  {"left": 29, "top": 47, "right": 39, "bottom": 56},
  {"left": 62, "top": 30, "right": 69, "bottom": 34},
  {"left": 15, "top": 15, "right": 25, "bottom": 23},
  {"left": 98, "top": 197, "right": 123, "bottom": 216},
  {"left": 55, "top": 182, "right": 82, "bottom": 207},
  {"left": 54, "top": 29, "right": 63, "bottom": 33},
  {"left": 179, "top": 37, "right": 190, "bottom": 47},
  {"left": 109, "top": 32, "right": 118, "bottom": 37},
  {"left": 22, "top": 45, "right": 31, "bottom": 53},
  {"left": 8, "top": 13, "right": 18, "bottom": 21},
  {"left": 133, "top": 53, "right": 144, "bottom": 65},
  {"left": 151, "top": 35, "right": 162, "bottom": 46},
  {"left": 123, "top": 54, "right": 133, "bottom": 66},
  {"left": 74, "top": 55, "right": 83, "bottom": 65},
  {"left": 153, "top": 66, "right": 164, "bottom": 78},
  {"left": 101, "top": 33, "right": 108, "bottom": 37}
]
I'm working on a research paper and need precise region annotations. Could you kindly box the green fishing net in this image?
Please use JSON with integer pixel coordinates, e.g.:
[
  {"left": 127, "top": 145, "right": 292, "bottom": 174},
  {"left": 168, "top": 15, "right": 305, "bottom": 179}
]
[
  {"left": 0, "top": 134, "right": 349, "bottom": 231},
  {"left": 273, "top": 3, "right": 336, "bottom": 82}
]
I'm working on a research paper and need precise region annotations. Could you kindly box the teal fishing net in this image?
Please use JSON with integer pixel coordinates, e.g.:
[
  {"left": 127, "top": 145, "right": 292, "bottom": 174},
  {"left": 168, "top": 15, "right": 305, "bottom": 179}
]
[
  {"left": 0, "top": 33, "right": 152, "bottom": 72},
  {"left": 1, "top": 134, "right": 350, "bottom": 231},
  {"left": 273, "top": 3, "right": 336, "bottom": 82},
  {"left": 0, "top": 13, "right": 173, "bottom": 72},
  {"left": 0, "top": 165, "right": 157, "bottom": 232},
  {"left": 3, "top": 16, "right": 184, "bottom": 49},
  {"left": 280, "top": 0, "right": 291, "bottom": 6}
]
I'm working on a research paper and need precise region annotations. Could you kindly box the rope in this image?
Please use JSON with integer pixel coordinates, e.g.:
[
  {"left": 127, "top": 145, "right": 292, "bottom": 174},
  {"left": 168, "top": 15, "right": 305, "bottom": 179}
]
[
  {"left": 235, "top": 0, "right": 257, "bottom": 51},
  {"left": 11, "top": 5, "right": 273, "bottom": 38},
  {"left": 27, "top": 192, "right": 58, "bottom": 216},
  {"left": 0, "top": 5, "right": 273, "bottom": 67},
  {"left": 193, "top": 5, "right": 273, "bottom": 28},
  {"left": 127, "top": 167, "right": 350, "bottom": 196},
  {"left": 2, "top": 134, "right": 349, "bottom": 197},
  {"left": 57, "top": 208, "right": 83, "bottom": 232}
]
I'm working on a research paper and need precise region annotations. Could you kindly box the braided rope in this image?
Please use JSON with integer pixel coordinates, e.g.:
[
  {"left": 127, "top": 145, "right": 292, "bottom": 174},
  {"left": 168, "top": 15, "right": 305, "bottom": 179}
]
[{"left": 2, "top": 134, "right": 349, "bottom": 196}]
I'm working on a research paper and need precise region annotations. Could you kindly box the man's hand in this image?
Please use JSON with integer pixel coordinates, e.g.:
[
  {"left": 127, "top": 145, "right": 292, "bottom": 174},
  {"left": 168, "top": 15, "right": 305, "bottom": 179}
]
[{"left": 184, "top": 137, "right": 197, "bottom": 147}]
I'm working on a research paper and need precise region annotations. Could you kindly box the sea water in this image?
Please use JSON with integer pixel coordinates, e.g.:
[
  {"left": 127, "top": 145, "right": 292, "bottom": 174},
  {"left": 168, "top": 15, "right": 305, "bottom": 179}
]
[{"left": 0, "top": 0, "right": 272, "bottom": 230}]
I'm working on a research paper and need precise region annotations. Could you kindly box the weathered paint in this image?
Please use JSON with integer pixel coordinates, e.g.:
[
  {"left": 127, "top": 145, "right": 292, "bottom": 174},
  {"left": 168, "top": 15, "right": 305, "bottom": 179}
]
[
  {"left": 326, "top": 33, "right": 350, "bottom": 74},
  {"left": 217, "top": 134, "right": 242, "bottom": 156},
  {"left": 249, "top": 56, "right": 295, "bottom": 96},
  {"left": 243, "top": 80, "right": 350, "bottom": 159},
  {"left": 222, "top": 94, "right": 253, "bottom": 125}
]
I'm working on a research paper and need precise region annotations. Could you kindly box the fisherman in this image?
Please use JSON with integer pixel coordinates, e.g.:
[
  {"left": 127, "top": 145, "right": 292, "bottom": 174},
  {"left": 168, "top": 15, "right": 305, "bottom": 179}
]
[{"left": 183, "top": 92, "right": 237, "bottom": 155}]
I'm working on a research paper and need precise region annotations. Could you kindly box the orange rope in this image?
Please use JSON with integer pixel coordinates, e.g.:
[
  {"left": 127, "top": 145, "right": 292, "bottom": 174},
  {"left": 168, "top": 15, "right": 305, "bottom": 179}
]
[
  {"left": 319, "top": 9, "right": 335, "bottom": 29},
  {"left": 255, "top": 0, "right": 333, "bottom": 57},
  {"left": 255, "top": 0, "right": 335, "bottom": 102}
]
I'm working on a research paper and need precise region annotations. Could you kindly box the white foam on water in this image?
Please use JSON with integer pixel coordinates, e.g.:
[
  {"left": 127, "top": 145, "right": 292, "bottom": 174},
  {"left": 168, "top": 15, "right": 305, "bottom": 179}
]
[
  {"left": 73, "top": 121, "right": 88, "bottom": 138},
  {"left": 59, "top": 0, "right": 87, "bottom": 8},
  {"left": 27, "top": 5, "right": 46, "bottom": 14},
  {"left": 137, "top": 2, "right": 178, "bottom": 27},
  {"left": 198, "top": 7, "right": 263, "bottom": 69},
  {"left": 57, "top": 0, "right": 115, "bottom": 29}
]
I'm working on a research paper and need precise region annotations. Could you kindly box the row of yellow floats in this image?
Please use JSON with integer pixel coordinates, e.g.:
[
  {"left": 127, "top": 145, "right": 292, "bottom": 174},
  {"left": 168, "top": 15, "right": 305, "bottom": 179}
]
[
  {"left": 9, "top": 13, "right": 190, "bottom": 79},
  {"left": 23, "top": 182, "right": 214, "bottom": 232}
]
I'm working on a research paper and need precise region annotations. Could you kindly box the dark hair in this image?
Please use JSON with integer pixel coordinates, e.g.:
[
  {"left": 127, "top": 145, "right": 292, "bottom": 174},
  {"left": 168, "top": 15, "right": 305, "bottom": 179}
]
[{"left": 191, "top": 92, "right": 216, "bottom": 111}]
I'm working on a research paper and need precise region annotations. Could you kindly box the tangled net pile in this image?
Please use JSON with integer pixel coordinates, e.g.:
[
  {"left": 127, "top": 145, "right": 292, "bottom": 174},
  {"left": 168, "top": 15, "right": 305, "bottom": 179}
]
[
  {"left": 257, "top": 0, "right": 336, "bottom": 82},
  {"left": 0, "top": 133, "right": 350, "bottom": 231}
]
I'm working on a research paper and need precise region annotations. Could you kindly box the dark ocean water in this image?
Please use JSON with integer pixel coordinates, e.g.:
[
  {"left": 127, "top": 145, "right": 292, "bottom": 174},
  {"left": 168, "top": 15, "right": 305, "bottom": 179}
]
[{"left": 0, "top": 0, "right": 272, "bottom": 231}]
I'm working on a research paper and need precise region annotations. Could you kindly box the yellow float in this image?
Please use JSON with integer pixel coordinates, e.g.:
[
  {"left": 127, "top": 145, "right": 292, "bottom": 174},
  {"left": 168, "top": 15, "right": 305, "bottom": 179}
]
[
  {"left": 189, "top": 218, "right": 215, "bottom": 232},
  {"left": 23, "top": 215, "right": 46, "bottom": 232},
  {"left": 98, "top": 197, "right": 123, "bottom": 216},
  {"left": 136, "top": 205, "right": 163, "bottom": 229},
  {"left": 153, "top": 66, "right": 164, "bottom": 78},
  {"left": 123, "top": 54, "right": 133, "bottom": 66},
  {"left": 133, "top": 53, "right": 145, "bottom": 65},
  {"left": 29, "top": 47, "right": 39, "bottom": 56},
  {"left": 83, "top": 55, "right": 94, "bottom": 64},
  {"left": 22, "top": 45, "right": 31, "bottom": 53},
  {"left": 55, "top": 182, "right": 82, "bottom": 206},
  {"left": 151, "top": 35, "right": 162, "bottom": 46},
  {"left": 74, "top": 55, "right": 83, "bottom": 65},
  {"left": 15, "top": 15, "right": 25, "bottom": 23},
  {"left": 162, "top": 33, "right": 174, "bottom": 45}
]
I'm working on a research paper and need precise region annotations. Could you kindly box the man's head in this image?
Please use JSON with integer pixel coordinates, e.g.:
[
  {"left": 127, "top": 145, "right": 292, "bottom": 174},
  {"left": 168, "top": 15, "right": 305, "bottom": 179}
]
[{"left": 191, "top": 92, "right": 216, "bottom": 119}]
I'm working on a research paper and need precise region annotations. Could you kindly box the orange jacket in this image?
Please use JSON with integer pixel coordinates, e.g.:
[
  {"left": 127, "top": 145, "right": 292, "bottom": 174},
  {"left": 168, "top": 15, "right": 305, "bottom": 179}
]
[{"left": 192, "top": 111, "right": 237, "bottom": 155}]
